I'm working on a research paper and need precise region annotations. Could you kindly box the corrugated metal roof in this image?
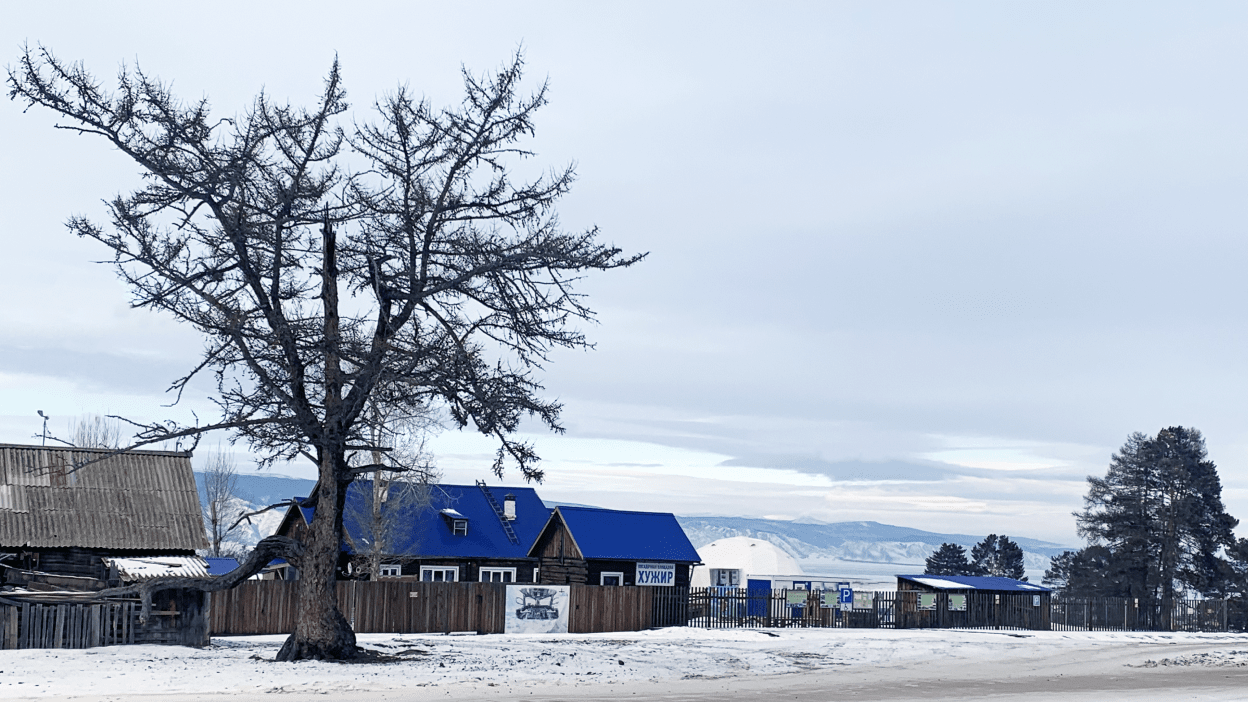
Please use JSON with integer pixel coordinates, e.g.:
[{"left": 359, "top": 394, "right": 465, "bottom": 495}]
[
  {"left": 540, "top": 506, "right": 702, "bottom": 562},
  {"left": 0, "top": 443, "right": 207, "bottom": 551},
  {"left": 896, "top": 574, "right": 1051, "bottom": 592},
  {"left": 297, "top": 483, "right": 551, "bottom": 560},
  {"left": 106, "top": 555, "right": 210, "bottom": 581}
]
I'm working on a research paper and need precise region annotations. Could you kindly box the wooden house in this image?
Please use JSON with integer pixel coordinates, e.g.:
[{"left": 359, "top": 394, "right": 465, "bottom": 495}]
[
  {"left": 0, "top": 443, "right": 208, "bottom": 589},
  {"left": 895, "top": 574, "right": 1052, "bottom": 630},
  {"left": 528, "top": 506, "right": 701, "bottom": 587},
  {"left": 275, "top": 481, "right": 552, "bottom": 583}
]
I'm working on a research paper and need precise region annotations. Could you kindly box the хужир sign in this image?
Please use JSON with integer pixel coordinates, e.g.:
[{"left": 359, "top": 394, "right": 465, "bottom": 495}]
[{"left": 635, "top": 562, "right": 675, "bottom": 586}]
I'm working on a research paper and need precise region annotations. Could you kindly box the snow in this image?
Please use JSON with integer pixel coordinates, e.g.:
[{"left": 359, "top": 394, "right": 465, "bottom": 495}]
[
  {"left": 105, "top": 556, "right": 210, "bottom": 580},
  {"left": 911, "top": 576, "right": 974, "bottom": 589},
  {"left": 2, "top": 628, "right": 1247, "bottom": 700}
]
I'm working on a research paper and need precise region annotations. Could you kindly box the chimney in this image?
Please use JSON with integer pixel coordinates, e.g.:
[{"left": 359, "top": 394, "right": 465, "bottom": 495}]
[{"left": 504, "top": 493, "right": 516, "bottom": 520}]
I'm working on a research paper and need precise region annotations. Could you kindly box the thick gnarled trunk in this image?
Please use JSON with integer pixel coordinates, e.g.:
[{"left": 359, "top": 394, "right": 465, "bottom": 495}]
[{"left": 277, "top": 461, "right": 357, "bottom": 661}]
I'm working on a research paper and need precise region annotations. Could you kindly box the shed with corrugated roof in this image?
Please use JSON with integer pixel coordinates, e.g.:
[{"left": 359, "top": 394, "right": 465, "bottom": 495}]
[{"left": 0, "top": 443, "right": 207, "bottom": 587}]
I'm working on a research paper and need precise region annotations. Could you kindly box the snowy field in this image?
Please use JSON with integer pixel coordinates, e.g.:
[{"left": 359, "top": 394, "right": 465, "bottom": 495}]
[{"left": 3, "top": 628, "right": 1248, "bottom": 701}]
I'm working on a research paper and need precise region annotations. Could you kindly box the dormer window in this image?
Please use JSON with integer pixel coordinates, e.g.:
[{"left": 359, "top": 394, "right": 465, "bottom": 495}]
[{"left": 440, "top": 508, "right": 469, "bottom": 536}]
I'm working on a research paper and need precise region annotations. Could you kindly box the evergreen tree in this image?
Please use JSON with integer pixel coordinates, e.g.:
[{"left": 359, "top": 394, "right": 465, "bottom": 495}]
[
  {"left": 1076, "top": 427, "right": 1238, "bottom": 607},
  {"left": 925, "top": 543, "right": 973, "bottom": 575},
  {"left": 1042, "top": 551, "right": 1075, "bottom": 591},
  {"left": 971, "top": 534, "right": 1027, "bottom": 580},
  {"left": 1043, "top": 546, "right": 1121, "bottom": 596}
]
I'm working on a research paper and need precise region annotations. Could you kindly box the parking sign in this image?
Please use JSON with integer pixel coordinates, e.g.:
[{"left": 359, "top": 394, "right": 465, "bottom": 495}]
[{"left": 838, "top": 584, "right": 853, "bottom": 611}]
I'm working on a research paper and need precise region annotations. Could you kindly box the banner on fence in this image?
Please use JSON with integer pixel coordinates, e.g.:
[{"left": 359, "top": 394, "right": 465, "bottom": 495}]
[{"left": 505, "top": 585, "right": 570, "bottom": 634}]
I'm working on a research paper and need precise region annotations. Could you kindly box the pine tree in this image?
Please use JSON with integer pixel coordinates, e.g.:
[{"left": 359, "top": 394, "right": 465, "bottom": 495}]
[
  {"left": 925, "top": 543, "right": 973, "bottom": 575},
  {"left": 971, "top": 534, "right": 1027, "bottom": 580},
  {"left": 1043, "top": 546, "right": 1120, "bottom": 596},
  {"left": 1076, "top": 427, "right": 1239, "bottom": 609}
]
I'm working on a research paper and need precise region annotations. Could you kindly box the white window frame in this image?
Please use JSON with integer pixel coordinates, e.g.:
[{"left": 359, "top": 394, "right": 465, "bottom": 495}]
[
  {"left": 420, "top": 566, "right": 459, "bottom": 582},
  {"left": 379, "top": 563, "right": 402, "bottom": 578},
  {"left": 711, "top": 568, "right": 740, "bottom": 587},
  {"left": 452, "top": 519, "right": 468, "bottom": 536},
  {"left": 533, "top": 567, "right": 540, "bottom": 583},
  {"left": 600, "top": 571, "right": 624, "bottom": 586},
  {"left": 479, "top": 567, "right": 516, "bottom": 583}
]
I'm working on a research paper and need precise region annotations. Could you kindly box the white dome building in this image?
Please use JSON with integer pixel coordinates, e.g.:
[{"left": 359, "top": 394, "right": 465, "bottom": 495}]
[{"left": 691, "top": 536, "right": 802, "bottom": 587}]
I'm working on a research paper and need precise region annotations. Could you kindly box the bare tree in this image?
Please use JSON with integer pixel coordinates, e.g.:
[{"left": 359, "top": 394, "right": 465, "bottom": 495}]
[
  {"left": 8, "top": 47, "right": 641, "bottom": 660},
  {"left": 201, "top": 445, "right": 243, "bottom": 558},
  {"left": 68, "top": 414, "right": 123, "bottom": 449},
  {"left": 344, "top": 400, "right": 440, "bottom": 580}
]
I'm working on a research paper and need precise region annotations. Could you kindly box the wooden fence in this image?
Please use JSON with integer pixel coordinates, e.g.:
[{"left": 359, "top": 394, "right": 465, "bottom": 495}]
[
  {"left": 210, "top": 581, "right": 688, "bottom": 636},
  {"left": 0, "top": 599, "right": 137, "bottom": 649},
  {"left": 0, "top": 588, "right": 210, "bottom": 650}
]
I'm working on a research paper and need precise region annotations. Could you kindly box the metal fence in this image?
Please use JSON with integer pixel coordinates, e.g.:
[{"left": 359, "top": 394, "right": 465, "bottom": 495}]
[
  {"left": 1050, "top": 596, "right": 1228, "bottom": 632},
  {"left": 687, "top": 588, "right": 1231, "bottom": 632}
]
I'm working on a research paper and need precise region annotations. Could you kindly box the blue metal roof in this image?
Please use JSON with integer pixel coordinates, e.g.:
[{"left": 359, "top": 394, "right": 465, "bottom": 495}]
[
  {"left": 552, "top": 506, "right": 701, "bottom": 562},
  {"left": 897, "top": 574, "right": 1051, "bottom": 592},
  {"left": 297, "top": 483, "right": 551, "bottom": 560},
  {"left": 204, "top": 557, "right": 240, "bottom": 576}
]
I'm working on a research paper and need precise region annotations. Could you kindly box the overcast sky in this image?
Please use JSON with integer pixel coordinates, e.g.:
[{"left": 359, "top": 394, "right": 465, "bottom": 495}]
[{"left": 2, "top": 2, "right": 1245, "bottom": 545}]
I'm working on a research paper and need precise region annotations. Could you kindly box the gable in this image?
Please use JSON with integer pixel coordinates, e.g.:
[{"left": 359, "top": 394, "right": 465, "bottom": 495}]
[{"left": 548, "top": 507, "right": 701, "bottom": 562}]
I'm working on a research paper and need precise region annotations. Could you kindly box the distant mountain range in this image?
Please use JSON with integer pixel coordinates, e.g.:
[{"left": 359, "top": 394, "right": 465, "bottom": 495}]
[
  {"left": 194, "top": 473, "right": 1074, "bottom": 578},
  {"left": 674, "top": 516, "right": 1072, "bottom": 580}
]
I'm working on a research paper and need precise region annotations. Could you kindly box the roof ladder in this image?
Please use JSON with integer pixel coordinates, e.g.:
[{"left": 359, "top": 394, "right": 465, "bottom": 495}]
[{"left": 477, "top": 480, "right": 519, "bottom": 544}]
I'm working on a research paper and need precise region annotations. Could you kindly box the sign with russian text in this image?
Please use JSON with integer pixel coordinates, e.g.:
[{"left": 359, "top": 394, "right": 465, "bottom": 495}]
[{"left": 635, "top": 562, "right": 675, "bottom": 586}]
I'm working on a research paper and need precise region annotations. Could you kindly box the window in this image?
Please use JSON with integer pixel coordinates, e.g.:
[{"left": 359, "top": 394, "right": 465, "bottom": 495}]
[
  {"left": 480, "top": 567, "right": 516, "bottom": 583},
  {"left": 420, "top": 566, "right": 459, "bottom": 582},
  {"left": 533, "top": 568, "right": 540, "bottom": 583},
  {"left": 379, "top": 563, "right": 401, "bottom": 577},
  {"left": 711, "top": 569, "right": 740, "bottom": 587},
  {"left": 440, "top": 509, "right": 469, "bottom": 536},
  {"left": 600, "top": 572, "right": 624, "bottom": 586}
]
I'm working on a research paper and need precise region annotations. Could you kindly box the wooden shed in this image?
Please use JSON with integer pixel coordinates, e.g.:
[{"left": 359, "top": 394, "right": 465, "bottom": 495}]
[{"left": 895, "top": 574, "right": 1052, "bottom": 630}]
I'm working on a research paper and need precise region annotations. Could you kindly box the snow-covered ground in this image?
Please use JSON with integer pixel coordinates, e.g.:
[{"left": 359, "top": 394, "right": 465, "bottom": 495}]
[{"left": 3, "top": 628, "right": 1248, "bottom": 701}]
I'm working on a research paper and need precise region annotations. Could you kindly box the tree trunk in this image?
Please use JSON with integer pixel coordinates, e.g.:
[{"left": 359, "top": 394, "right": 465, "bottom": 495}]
[{"left": 276, "top": 457, "right": 357, "bottom": 661}]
